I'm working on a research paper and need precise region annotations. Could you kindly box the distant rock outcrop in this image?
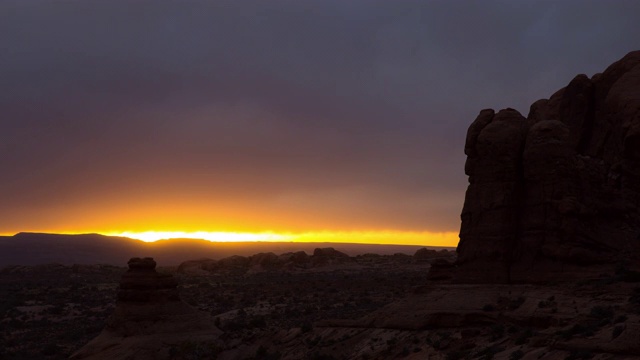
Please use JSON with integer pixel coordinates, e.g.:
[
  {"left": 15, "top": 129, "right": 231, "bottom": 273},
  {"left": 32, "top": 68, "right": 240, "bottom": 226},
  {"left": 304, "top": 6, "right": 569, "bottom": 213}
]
[
  {"left": 452, "top": 50, "right": 640, "bottom": 283},
  {"left": 414, "top": 248, "right": 454, "bottom": 264},
  {"left": 279, "top": 250, "right": 310, "bottom": 265},
  {"left": 71, "top": 257, "right": 221, "bottom": 359},
  {"left": 249, "top": 252, "right": 280, "bottom": 268},
  {"left": 311, "top": 247, "right": 352, "bottom": 267},
  {"left": 177, "top": 247, "right": 361, "bottom": 275},
  {"left": 312, "top": 247, "right": 349, "bottom": 258}
]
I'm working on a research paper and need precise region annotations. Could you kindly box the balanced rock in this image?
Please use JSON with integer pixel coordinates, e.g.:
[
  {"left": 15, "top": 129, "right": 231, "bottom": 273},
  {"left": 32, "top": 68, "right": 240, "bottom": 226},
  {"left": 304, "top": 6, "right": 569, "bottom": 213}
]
[
  {"left": 453, "top": 50, "right": 640, "bottom": 283},
  {"left": 117, "top": 257, "right": 179, "bottom": 302},
  {"left": 71, "top": 257, "right": 221, "bottom": 359}
]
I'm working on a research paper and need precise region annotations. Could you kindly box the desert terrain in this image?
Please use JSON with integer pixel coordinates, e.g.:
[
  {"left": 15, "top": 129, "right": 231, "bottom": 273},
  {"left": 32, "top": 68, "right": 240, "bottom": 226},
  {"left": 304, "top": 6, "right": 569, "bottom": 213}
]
[
  {"left": 0, "top": 248, "right": 448, "bottom": 359},
  {"left": 2, "top": 248, "right": 638, "bottom": 359}
]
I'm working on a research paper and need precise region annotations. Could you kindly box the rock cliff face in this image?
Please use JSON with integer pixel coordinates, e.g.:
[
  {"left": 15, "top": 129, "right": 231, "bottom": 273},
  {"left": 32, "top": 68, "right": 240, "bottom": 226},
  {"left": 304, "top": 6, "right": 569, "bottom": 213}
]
[
  {"left": 455, "top": 51, "right": 640, "bottom": 283},
  {"left": 71, "top": 257, "right": 221, "bottom": 359}
]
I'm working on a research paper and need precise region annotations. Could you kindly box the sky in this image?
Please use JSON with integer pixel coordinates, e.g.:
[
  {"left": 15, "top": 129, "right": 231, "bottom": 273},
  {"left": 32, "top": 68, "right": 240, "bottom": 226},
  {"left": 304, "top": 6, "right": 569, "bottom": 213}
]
[{"left": 1, "top": 1, "right": 640, "bottom": 245}]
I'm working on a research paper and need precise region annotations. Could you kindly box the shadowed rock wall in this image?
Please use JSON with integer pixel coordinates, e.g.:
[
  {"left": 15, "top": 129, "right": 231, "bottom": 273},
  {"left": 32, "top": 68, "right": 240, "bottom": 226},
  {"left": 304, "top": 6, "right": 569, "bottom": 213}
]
[{"left": 455, "top": 51, "right": 640, "bottom": 283}]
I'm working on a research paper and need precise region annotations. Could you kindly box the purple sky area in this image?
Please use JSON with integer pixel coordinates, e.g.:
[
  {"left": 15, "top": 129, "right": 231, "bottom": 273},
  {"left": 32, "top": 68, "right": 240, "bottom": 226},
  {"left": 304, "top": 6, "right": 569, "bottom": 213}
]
[{"left": 1, "top": 1, "right": 640, "bottom": 234}]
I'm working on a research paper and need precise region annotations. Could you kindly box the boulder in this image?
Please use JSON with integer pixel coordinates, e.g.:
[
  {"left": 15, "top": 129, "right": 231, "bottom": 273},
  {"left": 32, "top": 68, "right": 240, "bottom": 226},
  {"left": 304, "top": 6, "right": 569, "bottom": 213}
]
[
  {"left": 249, "top": 252, "right": 280, "bottom": 268},
  {"left": 312, "top": 247, "right": 349, "bottom": 258},
  {"left": 279, "top": 251, "right": 310, "bottom": 264},
  {"left": 311, "top": 247, "right": 351, "bottom": 267},
  {"left": 279, "top": 251, "right": 310, "bottom": 269}
]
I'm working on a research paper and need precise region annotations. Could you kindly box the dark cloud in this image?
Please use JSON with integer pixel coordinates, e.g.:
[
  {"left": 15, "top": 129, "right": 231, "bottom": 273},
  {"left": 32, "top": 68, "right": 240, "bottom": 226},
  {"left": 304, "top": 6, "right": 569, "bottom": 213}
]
[{"left": 1, "top": 0, "right": 640, "bottom": 233}]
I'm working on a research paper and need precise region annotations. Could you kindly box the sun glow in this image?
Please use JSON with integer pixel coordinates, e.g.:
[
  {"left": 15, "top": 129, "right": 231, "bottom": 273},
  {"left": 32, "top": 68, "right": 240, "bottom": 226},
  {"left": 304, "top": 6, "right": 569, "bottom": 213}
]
[
  {"left": 112, "top": 231, "right": 292, "bottom": 243},
  {"left": 107, "top": 230, "right": 458, "bottom": 247}
]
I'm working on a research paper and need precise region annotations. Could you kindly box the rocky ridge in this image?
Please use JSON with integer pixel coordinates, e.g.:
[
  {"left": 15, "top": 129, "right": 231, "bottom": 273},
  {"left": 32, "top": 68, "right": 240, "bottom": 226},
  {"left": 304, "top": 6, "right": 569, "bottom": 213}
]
[{"left": 450, "top": 50, "right": 640, "bottom": 283}]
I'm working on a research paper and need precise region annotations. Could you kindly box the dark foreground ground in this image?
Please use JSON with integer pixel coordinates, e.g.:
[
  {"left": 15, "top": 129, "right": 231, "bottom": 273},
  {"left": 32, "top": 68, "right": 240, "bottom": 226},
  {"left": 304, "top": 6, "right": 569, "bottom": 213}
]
[
  {"left": 2, "top": 256, "right": 640, "bottom": 360},
  {"left": 0, "top": 257, "right": 432, "bottom": 359}
]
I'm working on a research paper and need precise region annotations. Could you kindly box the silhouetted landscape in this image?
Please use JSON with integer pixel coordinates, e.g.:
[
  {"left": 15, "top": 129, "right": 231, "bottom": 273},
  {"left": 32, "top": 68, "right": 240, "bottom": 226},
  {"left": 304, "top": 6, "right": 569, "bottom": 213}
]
[
  {"left": 0, "top": 249, "right": 451, "bottom": 359},
  {"left": 2, "top": 50, "right": 640, "bottom": 359},
  {"left": 0, "top": 232, "right": 439, "bottom": 266}
]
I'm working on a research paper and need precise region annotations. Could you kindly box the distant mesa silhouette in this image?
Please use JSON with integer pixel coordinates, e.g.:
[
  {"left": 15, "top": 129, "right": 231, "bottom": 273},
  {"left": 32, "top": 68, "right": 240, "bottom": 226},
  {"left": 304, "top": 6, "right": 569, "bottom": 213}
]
[
  {"left": 436, "top": 50, "right": 640, "bottom": 283},
  {"left": 70, "top": 257, "right": 221, "bottom": 360}
]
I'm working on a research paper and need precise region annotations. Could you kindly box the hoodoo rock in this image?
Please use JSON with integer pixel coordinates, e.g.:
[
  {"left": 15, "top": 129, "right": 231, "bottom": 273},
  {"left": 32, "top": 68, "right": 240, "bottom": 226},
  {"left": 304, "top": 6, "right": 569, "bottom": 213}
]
[
  {"left": 452, "top": 50, "right": 640, "bottom": 283},
  {"left": 71, "top": 257, "right": 221, "bottom": 359}
]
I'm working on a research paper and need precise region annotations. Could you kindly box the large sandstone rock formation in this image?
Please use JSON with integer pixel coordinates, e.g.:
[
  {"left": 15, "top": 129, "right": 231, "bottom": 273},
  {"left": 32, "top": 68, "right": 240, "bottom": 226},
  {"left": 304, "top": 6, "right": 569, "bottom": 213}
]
[
  {"left": 71, "top": 257, "right": 221, "bottom": 359},
  {"left": 455, "top": 50, "right": 640, "bottom": 283}
]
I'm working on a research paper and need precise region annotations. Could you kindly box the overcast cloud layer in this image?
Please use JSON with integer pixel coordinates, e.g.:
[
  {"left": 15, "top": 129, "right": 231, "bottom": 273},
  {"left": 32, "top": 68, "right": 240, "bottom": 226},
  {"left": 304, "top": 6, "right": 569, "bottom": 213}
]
[{"left": 1, "top": 1, "right": 640, "bottom": 233}]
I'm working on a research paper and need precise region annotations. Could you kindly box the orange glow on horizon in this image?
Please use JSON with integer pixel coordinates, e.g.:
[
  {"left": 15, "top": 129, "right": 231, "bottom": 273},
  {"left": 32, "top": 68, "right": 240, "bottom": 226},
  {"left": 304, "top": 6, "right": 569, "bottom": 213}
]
[
  {"left": 112, "top": 231, "right": 292, "bottom": 243},
  {"left": 106, "top": 230, "right": 459, "bottom": 247},
  {"left": 1, "top": 230, "right": 459, "bottom": 247}
]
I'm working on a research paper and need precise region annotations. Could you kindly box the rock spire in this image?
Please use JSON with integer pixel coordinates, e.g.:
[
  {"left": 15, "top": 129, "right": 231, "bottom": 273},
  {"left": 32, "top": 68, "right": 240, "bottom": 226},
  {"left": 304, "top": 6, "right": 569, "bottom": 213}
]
[{"left": 71, "top": 257, "right": 221, "bottom": 359}]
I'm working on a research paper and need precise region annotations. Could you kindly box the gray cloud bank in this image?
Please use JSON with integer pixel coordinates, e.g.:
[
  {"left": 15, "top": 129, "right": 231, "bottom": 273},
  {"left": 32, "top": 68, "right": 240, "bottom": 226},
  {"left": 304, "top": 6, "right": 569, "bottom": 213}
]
[{"left": 1, "top": 0, "right": 639, "bottom": 232}]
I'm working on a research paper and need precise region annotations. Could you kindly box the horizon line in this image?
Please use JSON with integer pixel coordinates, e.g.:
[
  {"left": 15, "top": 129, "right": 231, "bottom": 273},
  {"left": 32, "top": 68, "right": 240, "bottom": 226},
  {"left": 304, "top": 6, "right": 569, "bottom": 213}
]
[{"left": 2, "top": 230, "right": 460, "bottom": 247}]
